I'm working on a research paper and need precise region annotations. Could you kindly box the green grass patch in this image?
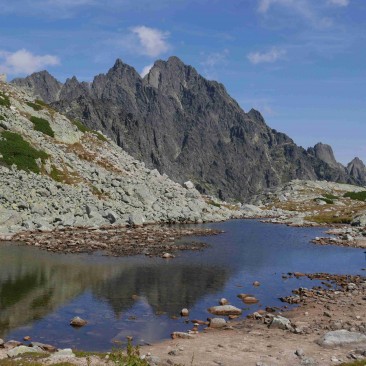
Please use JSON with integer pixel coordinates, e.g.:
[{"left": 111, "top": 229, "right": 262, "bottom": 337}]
[
  {"left": 0, "top": 131, "right": 48, "bottom": 173},
  {"left": 323, "top": 193, "right": 338, "bottom": 200},
  {"left": 344, "top": 191, "right": 366, "bottom": 201},
  {"left": 0, "top": 115, "right": 5, "bottom": 121},
  {"left": 314, "top": 197, "right": 334, "bottom": 204},
  {"left": 30, "top": 116, "right": 54, "bottom": 137},
  {"left": 26, "top": 101, "right": 43, "bottom": 111},
  {"left": 340, "top": 361, "right": 366, "bottom": 366},
  {"left": 72, "top": 119, "right": 107, "bottom": 142},
  {"left": 35, "top": 99, "right": 49, "bottom": 107},
  {"left": 73, "top": 350, "right": 108, "bottom": 358},
  {"left": 305, "top": 214, "right": 352, "bottom": 225},
  {"left": 0, "top": 91, "right": 10, "bottom": 108},
  {"left": 207, "top": 199, "right": 221, "bottom": 208}
]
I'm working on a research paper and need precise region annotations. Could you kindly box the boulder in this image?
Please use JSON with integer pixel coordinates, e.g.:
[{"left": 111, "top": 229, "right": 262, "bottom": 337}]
[
  {"left": 208, "top": 305, "right": 242, "bottom": 316},
  {"left": 269, "top": 315, "right": 293, "bottom": 331},
  {"left": 351, "top": 212, "right": 366, "bottom": 227},
  {"left": 209, "top": 318, "right": 227, "bottom": 328},
  {"left": 317, "top": 330, "right": 366, "bottom": 348},
  {"left": 128, "top": 213, "right": 145, "bottom": 227},
  {"left": 7, "top": 345, "right": 44, "bottom": 358},
  {"left": 183, "top": 181, "right": 195, "bottom": 189}
]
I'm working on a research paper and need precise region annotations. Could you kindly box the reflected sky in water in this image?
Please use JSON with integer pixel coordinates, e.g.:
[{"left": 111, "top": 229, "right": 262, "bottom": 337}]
[{"left": 0, "top": 220, "right": 364, "bottom": 351}]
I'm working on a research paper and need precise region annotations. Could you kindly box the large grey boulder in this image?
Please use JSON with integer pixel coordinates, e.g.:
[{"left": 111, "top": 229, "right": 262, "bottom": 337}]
[
  {"left": 7, "top": 345, "right": 45, "bottom": 357},
  {"left": 351, "top": 211, "right": 366, "bottom": 227},
  {"left": 317, "top": 330, "right": 366, "bottom": 348}
]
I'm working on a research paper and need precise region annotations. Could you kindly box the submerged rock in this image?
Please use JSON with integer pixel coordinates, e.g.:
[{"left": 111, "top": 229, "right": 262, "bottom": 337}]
[{"left": 70, "top": 316, "right": 87, "bottom": 327}]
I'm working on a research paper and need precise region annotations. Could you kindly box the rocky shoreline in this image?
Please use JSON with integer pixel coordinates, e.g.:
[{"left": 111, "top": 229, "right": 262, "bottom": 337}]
[
  {"left": 10, "top": 224, "right": 224, "bottom": 257},
  {"left": 0, "top": 272, "right": 365, "bottom": 365}
]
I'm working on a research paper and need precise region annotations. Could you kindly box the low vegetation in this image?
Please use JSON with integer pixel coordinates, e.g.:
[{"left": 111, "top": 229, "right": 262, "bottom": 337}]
[
  {"left": 26, "top": 101, "right": 43, "bottom": 111},
  {"left": 0, "top": 91, "right": 10, "bottom": 108},
  {"left": 0, "top": 131, "right": 48, "bottom": 173},
  {"left": 207, "top": 199, "right": 221, "bottom": 208},
  {"left": 0, "top": 115, "right": 5, "bottom": 121},
  {"left": 305, "top": 214, "right": 352, "bottom": 225},
  {"left": 109, "top": 341, "right": 149, "bottom": 366},
  {"left": 340, "top": 361, "right": 366, "bottom": 366},
  {"left": 30, "top": 116, "right": 55, "bottom": 137},
  {"left": 322, "top": 193, "right": 338, "bottom": 200},
  {"left": 314, "top": 197, "right": 334, "bottom": 204},
  {"left": 73, "top": 119, "right": 108, "bottom": 142},
  {"left": 344, "top": 191, "right": 366, "bottom": 202}
]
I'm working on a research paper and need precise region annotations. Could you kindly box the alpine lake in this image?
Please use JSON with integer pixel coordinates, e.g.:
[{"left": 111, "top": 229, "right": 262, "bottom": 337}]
[{"left": 0, "top": 219, "right": 365, "bottom": 351}]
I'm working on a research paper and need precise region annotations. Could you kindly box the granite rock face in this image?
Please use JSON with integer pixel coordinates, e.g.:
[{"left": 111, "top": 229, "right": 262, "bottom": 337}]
[
  {"left": 0, "top": 81, "right": 243, "bottom": 235},
  {"left": 12, "top": 57, "right": 365, "bottom": 201}
]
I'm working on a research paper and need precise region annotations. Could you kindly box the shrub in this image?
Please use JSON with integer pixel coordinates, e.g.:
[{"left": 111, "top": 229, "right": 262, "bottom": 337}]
[
  {"left": 30, "top": 116, "right": 55, "bottom": 137},
  {"left": 109, "top": 340, "right": 149, "bottom": 366},
  {"left": 343, "top": 191, "right": 366, "bottom": 201},
  {"left": 0, "top": 131, "right": 48, "bottom": 173},
  {"left": 26, "top": 101, "right": 43, "bottom": 111},
  {"left": 0, "top": 115, "right": 4, "bottom": 121},
  {"left": 0, "top": 92, "right": 10, "bottom": 108}
]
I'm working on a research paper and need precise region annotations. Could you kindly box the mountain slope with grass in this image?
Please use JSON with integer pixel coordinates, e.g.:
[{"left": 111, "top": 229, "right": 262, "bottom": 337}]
[{"left": 0, "top": 80, "right": 242, "bottom": 235}]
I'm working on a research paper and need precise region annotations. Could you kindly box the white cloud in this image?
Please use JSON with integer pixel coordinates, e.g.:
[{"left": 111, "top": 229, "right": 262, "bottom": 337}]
[
  {"left": 258, "top": 0, "right": 296, "bottom": 13},
  {"left": 0, "top": 49, "right": 60, "bottom": 75},
  {"left": 257, "top": 0, "right": 337, "bottom": 28},
  {"left": 247, "top": 47, "right": 286, "bottom": 64},
  {"left": 131, "top": 26, "right": 170, "bottom": 57},
  {"left": 327, "top": 0, "right": 349, "bottom": 6},
  {"left": 141, "top": 64, "right": 153, "bottom": 77},
  {"left": 200, "top": 49, "right": 229, "bottom": 79}
]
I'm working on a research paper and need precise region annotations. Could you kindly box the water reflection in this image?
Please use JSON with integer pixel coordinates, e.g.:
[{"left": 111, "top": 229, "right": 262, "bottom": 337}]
[
  {"left": 0, "top": 243, "right": 230, "bottom": 340},
  {"left": 0, "top": 220, "right": 364, "bottom": 351}
]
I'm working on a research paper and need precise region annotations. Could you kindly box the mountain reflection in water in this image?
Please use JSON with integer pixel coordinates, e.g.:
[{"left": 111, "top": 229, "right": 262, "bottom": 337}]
[{"left": 0, "top": 220, "right": 364, "bottom": 351}]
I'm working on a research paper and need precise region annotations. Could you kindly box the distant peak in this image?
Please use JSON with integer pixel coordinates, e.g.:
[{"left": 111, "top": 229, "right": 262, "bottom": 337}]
[
  {"left": 167, "top": 56, "right": 185, "bottom": 65},
  {"left": 114, "top": 58, "right": 124, "bottom": 66},
  {"left": 248, "top": 108, "right": 265, "bottom": 123}
]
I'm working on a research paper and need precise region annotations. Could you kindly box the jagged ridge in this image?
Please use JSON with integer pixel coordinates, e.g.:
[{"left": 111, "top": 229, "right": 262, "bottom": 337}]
[{"left": 12, "top": 57, "right": 366, "bottom": 201}]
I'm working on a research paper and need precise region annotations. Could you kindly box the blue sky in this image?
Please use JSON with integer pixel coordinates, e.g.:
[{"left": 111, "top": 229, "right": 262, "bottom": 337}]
[{"left": 0, "top": 0, "right": 365, "bottom": 164}]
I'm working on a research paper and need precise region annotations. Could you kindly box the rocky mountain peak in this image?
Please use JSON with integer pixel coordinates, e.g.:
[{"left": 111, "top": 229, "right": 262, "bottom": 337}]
[
  {"left": 347, "top": 157, "right": 366, "bottom": 182},
  {"left": 310, "top": 142, "right": 339, "bottom": 168},
  {"left": 12, "top": 70, "right": 62, "bottom": 104}
]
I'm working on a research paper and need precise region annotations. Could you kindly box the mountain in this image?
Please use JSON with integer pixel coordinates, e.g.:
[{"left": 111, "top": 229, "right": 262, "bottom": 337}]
[
  {"left": 12, "top": 56, "right": 365, "bottom": 201},
  {"left": 0, "top": 81, "right": 242, "bottom": 235},
  {"left": 347, "top": 157, "right": 366, "bottom": 182}
]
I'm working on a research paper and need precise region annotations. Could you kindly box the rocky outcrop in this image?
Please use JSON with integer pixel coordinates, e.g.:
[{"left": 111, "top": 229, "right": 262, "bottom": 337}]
[
  {"left": 0, "top": 82, "right": 242, "bottom": 235},
  {"left": 12, "top": 70, "right": 62, "bottom": 104},
  {"left": 308, "top": 142, "right": 340, "bottom": 169},
  {"left": 12, "top": 57, "right": 363, "bottom": 202},
  {"left": 347, "top": 157, "right": 366, "bottom": 183}
]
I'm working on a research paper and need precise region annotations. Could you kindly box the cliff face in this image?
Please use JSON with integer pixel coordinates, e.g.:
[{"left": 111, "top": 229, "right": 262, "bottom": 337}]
[{"left": 12, "top": 57, "right": 364, "bottom": 201}]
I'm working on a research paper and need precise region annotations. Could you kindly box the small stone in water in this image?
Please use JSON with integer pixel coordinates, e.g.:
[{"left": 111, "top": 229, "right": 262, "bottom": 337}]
[
  {"left": 181, "top": 308, "right": 189, "bottom": 316},
  {"left": 70, "top": 316, "right": 87, "bottom": 327}
]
